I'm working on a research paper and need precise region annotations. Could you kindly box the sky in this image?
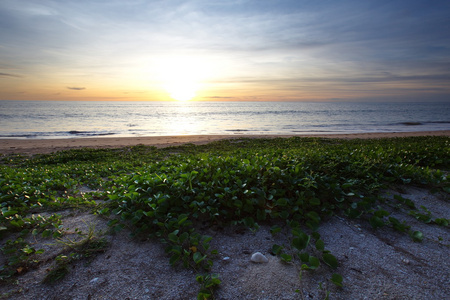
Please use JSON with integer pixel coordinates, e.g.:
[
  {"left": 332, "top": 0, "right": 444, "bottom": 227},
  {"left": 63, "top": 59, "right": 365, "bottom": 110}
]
[{"left": 1, "top": 0, "right": 449, "bottom": 102}]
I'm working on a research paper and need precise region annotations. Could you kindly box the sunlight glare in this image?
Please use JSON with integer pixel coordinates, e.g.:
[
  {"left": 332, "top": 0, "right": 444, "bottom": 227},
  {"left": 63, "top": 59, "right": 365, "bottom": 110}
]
[{"left": 158, "top": 56, "right": 209, "bottom": 101}]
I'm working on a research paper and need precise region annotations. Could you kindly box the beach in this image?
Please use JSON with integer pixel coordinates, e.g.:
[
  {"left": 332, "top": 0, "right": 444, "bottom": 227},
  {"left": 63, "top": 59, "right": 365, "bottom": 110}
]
[
  {"left": 1, "top": 131, "right": 449, "bottom": 299},
  {"left": 1, "top": 130, "right": 449, "bottom": 155}
]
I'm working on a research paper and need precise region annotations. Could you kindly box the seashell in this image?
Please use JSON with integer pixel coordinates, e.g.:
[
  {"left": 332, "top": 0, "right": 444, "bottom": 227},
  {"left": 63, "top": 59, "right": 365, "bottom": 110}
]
[{"left": 251, "top": 252, "right": 269, "bottom": 263}]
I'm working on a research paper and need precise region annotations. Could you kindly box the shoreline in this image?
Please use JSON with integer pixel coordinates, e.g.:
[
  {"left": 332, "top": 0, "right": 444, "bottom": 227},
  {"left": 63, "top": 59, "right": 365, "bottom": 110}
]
[{"left": 1, "top": 130, "right": 449, "bottom": 155}]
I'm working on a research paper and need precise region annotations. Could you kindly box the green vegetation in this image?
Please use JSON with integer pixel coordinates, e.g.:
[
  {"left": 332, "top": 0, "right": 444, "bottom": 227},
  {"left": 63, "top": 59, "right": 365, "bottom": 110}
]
[
  {"left": 44, "top": 221, "right": 108, "bottom": 284},
  {"left": 1, "top": 136, "right": 449, "bottom": 298}
]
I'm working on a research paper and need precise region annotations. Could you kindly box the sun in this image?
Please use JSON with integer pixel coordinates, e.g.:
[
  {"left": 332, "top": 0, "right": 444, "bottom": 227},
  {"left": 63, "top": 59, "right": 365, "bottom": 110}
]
[
  {"left": 165, "top": 77, "right": 198, "bottom": 101},
  {"left": 157, "top": 56, "right": 209, "bottom": 101}
]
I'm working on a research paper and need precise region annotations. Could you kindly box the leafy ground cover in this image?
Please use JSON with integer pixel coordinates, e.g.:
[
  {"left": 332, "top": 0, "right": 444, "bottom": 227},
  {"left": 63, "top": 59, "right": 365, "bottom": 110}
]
[{"left": 1, "top": 136, "right": 449, "bottom": 299}]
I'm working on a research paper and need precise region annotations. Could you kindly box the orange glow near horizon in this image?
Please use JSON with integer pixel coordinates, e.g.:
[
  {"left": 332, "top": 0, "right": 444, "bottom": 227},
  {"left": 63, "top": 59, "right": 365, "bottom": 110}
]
[{"left": 1, "top": 63, "right": 447, "bottom": 102}]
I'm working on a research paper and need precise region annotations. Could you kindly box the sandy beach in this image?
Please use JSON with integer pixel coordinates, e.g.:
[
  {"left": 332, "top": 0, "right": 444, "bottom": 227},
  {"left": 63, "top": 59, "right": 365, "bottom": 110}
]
[
  {"left": 1, "top": 130, "right": 449, "bottom": 155},
  {"left": 1, "top": 131, "right": 449, "bottom": 299}
]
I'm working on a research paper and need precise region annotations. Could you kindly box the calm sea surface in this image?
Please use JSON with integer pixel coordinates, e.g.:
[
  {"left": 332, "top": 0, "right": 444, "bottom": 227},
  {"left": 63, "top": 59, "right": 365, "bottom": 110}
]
[{"left": 0, "top": 100, "right": 449, "bottom": 139}]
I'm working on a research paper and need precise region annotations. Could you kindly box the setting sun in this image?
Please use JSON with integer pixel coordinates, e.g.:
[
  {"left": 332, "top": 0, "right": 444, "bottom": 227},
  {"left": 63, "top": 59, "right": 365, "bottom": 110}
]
[
  {"left": 165, "top": 78, "right": 198, "bottom": 101},
  {"left": 157, "top": 56, "right": 209, "bottom": 101},
  {"left": 169, "top": 87, "right": 196, "bottom": 101}
]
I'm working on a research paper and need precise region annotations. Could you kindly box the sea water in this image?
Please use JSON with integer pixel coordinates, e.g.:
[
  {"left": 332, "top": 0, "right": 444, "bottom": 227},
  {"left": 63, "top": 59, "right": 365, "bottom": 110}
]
[{"left": 0, "top": 100, "right": 449, "bottom": 139}]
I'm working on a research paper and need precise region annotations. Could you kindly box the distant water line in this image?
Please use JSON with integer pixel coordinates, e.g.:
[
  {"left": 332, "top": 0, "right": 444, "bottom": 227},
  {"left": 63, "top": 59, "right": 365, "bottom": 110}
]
[{"left": 0, "top": 100, "right": 449, "bottom": 139}]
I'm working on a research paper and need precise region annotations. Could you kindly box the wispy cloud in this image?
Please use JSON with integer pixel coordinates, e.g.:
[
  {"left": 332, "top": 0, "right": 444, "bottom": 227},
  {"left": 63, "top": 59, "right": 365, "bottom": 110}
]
[
  {"left": 1, "top": 0, "right": 449, "bottom": 101},
  {"left": 67, "top": 87, "right": 86, "bottom": 90},
  {"left": 205, "top": 96, "right": 235, "bottom": 99},
  {"left": 0, "top": 72, "right": 21, "bottom": 78}
]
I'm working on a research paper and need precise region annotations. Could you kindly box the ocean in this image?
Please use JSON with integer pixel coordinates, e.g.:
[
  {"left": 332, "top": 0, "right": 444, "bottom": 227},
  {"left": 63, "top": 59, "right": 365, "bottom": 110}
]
[{"left": 0, "top": 100, "right": 449, "bottom": 139}]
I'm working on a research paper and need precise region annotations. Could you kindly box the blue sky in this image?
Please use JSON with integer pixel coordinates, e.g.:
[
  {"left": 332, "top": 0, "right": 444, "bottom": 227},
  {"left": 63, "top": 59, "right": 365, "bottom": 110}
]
[{"left": 1, "top": 0, "right": 449, "bottom": 101}]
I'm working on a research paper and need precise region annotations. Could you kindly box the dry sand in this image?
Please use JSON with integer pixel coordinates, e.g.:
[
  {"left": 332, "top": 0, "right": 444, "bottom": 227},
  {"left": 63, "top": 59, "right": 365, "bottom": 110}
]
[
  {"left": 1, "top": 188, "right": 448, "bottom": 300},
  {"left": 1, "top": 131, "right": 449, "bottom": 299}
]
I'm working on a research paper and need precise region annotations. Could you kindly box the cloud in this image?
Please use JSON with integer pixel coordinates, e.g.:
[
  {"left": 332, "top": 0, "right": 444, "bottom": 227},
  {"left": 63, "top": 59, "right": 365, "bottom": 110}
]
[
  {"left": 0, "top": 72, "right": 21, "bottom": 78},
  {"left": 205, "top": 96, "right": 235, "bottom": 99},
  {"left": 1, "top": 1, "right": 450, "bottom": 102}
]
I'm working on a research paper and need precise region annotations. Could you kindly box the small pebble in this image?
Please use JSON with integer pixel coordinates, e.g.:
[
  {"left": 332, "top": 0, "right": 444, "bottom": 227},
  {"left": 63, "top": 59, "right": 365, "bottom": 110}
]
[
  {"left": 251, "top": 252, "right": 269, "bottom": 263},
  {"left": 90, "top": 278, "right": 99, "bottom": 284},
  {"left": 223, "top": 256, "right": 230, "bottom": 261}
]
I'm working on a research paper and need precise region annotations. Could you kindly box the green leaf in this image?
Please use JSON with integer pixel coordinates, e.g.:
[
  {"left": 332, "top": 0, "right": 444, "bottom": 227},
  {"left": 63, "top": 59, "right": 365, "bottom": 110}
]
[
  {"left": 311, "top": 232, "right": 321, "bottom": 240},
  {"left": 315, "top": 239, "right": 325, "bottom": 251},
  {"left": 369, "top": 216, "right": 385, "bottom": 229},
  {"left": 434, "top": 218, "right": 449, "bottom": 226},
  {"left": 276, "top": 198, "right": 288, "bottom": 206},
  {"left": 179, "top": 232, "right": 189, "bottom": 243},
  {"left": 112, "top": 224, "right": 125, "bottom": 233},
  {"left": 308, "top": 256, "right": 320, "bottom": 269},
  {"left": 107, "top": 219, "right": 119, "bottom": 227},
  {"left": 206, "top": 274, "right": 221, "bottom": 287},
  {"left": 271, "top": 244, "right": 283, "bottom": 255},
  {"left": 167, "top": 245, "right": 181, "bottom": 255},
  {"left": 279, "top": 211, "right": 289, "bottom": 219},
  {"left": 299, "top": 252, "right": 309, "bottom": 262},
  {"left": 22, "top": 246, "right": 34, "bottom": 254},
  {"left": 2, "top": 210, "right": 18, "bottom": 217},
  {"left": 169, "top": 253, "right": 180, "bottom": 265},
  {"left": 178, "top": 215, "right": 188, "bottom": 225},
  {"left": 389, "top": 217, "right": 410, "bottom": 232},
  {"left": 42, "top": 229, "right": 52, "bottom": 238},
  {"left": 331, "top": 273, "right": 343, "bottom": 287},
  {"left": 270, "top": 225, "right": 282, "bottom": 235},
  {"left": 193, "top": 252, "right": 206, "bottom": 264},
  {"left": 323, "top": 253, "right": 338, "bottom": 269},
  {"left": 197, "top": 291, "right": 212, "bottom": 300},
  {"left": 306, "top": 211, "right": 320, "bottom": 223},
  {"left": 9, "top": 219, "right": 24, "bottom": 227},
  {"left": 98, "top": 208, "right": 109, "bottom": 215},
  {"left": 342, "top": 183, "right": 353, "bottom": 189},
  {"left": 256, "top": 209, "right": 266, "bottom": 221},
  {"left": 195, "top": 274, "right": 204, "bottom": 283},
  {"left": 374, "top": 210, "right": 390, "bottom": 218},
  {"left": 280, "top": 253, "right": 292, "bottom": 263},
  {"left": 309, "top": 198, "right": 321, "bottom": 206},
  {"left": 411, "top": 231, "right": 424, "bottom": 242},
  {"left": 168, "top": 230, "right": 179, "bottom": 243},
  {"left": 292, "top": 229, "right": 310, "bottom": 251}
]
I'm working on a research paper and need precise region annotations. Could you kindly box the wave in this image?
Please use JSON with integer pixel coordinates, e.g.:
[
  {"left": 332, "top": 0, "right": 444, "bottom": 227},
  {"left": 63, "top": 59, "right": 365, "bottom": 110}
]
[
  {"left": 0, "top": 130, "right": 117, "bottom": 139},
  {"left": 1, "top": 101, "right": 448, "bottom": 138},
  {"left": 67, "top": 130, "right": 115, "bottom": 136},
  {"left": 0, "top": 134, "right": 39, "bottom": 138},
  {"left": 395, "top": 121, "right": 449, "bottom": 126},
  {"left": 400, "top": 122, "right": 423, "bottom": 126},
  {"left": 428, "top": 121, "right": 450, "bottom": 124}
]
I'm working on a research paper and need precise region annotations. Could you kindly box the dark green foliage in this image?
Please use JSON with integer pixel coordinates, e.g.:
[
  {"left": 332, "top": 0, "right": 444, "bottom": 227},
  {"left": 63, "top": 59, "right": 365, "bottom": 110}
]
[
  {"left": 196, "top": 273, "right": 221, "bottom": 299},
  {"left": 0, "top": 238, "right": 44, "bottom": 280},
  {"left": 1, "top": 136, "right": 448, "bottom": 297},
  {"left": 43, "top": 224, "right": 108, "bottom": 284},
  {"left": 331, "top": 273, "right": 343, "bottom": 287}
]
